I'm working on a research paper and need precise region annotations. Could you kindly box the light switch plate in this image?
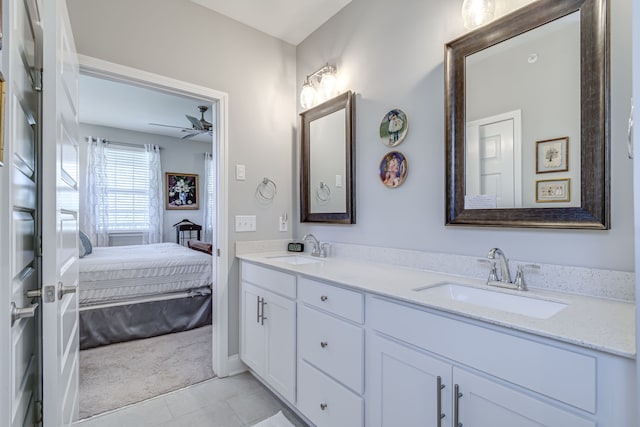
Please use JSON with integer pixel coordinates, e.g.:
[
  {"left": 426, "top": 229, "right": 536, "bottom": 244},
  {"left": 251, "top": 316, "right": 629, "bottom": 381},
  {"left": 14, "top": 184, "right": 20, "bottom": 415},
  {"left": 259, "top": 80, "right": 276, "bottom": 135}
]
[
  {"left": 236, "top": 164, "right": 246, "bottom": 181},
  {"left": 336, "top": 174, "right": 343, "bottom": 188},
  {"left": 235, "top": 215, "right": 256, "bottom": 232}
]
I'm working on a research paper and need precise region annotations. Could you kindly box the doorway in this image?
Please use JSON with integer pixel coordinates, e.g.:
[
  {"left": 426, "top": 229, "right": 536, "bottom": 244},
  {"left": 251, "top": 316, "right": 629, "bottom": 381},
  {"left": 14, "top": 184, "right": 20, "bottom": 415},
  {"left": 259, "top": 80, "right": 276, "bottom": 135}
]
[{"left": 76, "top": 55, "right": 230, "bottom": 416}]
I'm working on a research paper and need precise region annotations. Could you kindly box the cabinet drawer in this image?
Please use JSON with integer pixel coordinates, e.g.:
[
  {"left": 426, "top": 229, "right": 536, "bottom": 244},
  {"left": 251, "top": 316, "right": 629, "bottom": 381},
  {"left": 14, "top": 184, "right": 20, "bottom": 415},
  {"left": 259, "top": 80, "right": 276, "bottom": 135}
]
[
  {"left": 299, "top": 277, "right": 363, "bottom": 323},
  {"left": 241, "top": 261, "right": 296, "bottom": 298},
  {"left": 369, "top": 297, "right": 597, "bottom": 413},
  {"left": 297, "top": 360, "right": 363, "bottom": 427},
  {"left": 299, "top": 305, "right": 364, "bottom": 393}
]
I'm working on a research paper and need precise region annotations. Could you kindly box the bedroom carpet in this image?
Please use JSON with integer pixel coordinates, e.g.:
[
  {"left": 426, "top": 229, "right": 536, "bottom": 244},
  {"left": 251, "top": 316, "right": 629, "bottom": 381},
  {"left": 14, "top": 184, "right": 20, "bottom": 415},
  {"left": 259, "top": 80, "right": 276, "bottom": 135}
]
[{"left": 79, "top": 325, "right": 214, "bottom": 419}]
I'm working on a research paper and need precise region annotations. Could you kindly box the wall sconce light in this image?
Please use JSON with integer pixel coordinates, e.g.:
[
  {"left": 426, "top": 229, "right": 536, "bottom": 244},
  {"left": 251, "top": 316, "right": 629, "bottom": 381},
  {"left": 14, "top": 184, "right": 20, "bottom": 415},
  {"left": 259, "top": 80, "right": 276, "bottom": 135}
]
[
  {"left": 299, "top": 64, "right": 338, "bottom": 109},
  {"left": 461, "top": 0, "right": 495, "bottom": 29}
]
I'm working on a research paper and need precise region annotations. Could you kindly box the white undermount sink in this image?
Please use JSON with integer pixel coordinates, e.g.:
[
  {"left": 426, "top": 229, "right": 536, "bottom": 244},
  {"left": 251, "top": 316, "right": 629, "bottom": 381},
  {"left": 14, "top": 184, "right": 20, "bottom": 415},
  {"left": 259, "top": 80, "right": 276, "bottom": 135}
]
[
  {"left": 413, "top": 282, "right": 567, "bottom": 319},
  {"left": 267, "top": 255, "right": 324, "bottom": 265}
]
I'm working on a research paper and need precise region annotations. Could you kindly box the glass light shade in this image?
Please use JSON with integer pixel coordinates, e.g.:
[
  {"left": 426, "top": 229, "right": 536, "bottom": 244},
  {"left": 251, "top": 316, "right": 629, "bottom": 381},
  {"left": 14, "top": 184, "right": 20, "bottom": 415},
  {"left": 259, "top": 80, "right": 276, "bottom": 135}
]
[
  {"left": 300, "top": 82, "right": 316, "bottom": 109},
  {"left": 461, "top": 0, "right": 495, "bottom": 29},
  {"left": 319, "top": 72, "right": 338, "bottom": 101}
]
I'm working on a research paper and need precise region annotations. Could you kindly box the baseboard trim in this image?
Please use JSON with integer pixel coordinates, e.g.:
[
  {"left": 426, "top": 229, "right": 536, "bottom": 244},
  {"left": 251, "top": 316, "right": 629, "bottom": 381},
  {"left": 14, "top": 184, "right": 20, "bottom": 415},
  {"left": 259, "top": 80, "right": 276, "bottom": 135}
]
[{"left": 223, "top": 354, "right": 246, "bottom": 377}]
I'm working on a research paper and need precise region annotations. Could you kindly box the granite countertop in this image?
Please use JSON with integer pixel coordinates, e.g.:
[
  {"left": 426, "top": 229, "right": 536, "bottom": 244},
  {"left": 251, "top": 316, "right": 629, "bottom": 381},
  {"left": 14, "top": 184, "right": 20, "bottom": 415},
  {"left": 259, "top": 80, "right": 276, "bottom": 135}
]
[{"left": 237, "top": 251, "right": 636, "bottom": 359}]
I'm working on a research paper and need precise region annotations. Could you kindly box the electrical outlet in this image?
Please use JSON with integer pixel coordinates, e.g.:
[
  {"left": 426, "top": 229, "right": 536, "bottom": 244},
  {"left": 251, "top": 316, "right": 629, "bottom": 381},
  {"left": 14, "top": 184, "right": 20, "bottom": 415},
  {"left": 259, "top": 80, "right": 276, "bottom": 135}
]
[
  {"left": 279, "top": 215, "right": 288, "bottom": 232},
  {"left": 235, "top": 215, "right": 256, "bottom": 232}
]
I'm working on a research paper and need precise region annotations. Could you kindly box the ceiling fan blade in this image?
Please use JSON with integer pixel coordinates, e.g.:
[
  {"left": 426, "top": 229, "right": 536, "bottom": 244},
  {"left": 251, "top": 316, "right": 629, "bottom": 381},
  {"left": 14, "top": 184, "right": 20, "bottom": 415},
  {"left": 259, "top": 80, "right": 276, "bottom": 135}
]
[
  {"left": 181, "top": 132, "right": 199, "bottom": 140},
  {"left": 149, "top": 122, "right": 190, "bottom": 130},
  {"left": 186, "top": 114, "right": 204, "bottom": 130}
]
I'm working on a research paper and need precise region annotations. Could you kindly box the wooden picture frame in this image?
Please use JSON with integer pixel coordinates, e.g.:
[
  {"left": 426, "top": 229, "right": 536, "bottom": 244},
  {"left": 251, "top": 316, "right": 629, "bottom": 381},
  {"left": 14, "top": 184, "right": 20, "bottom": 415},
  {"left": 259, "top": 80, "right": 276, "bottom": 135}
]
[
  {"left": 166, "top": 172, "right": 198, "bottom": 210},
  {"left": 536, "top": 137, "right": 569, "bottom": 174},
  {"left": 536, "top": 178, "right": 570, "bottom": 203}
]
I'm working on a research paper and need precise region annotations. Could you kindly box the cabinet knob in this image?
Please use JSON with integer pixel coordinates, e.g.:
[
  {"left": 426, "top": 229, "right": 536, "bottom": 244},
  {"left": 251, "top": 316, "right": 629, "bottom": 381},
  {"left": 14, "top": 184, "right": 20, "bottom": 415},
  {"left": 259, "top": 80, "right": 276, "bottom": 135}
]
[
  {"left": 320, "top": 295, "right": 328, "bottom": 302},
  {"left": 320, "top": 403, "right": 328, "bottom": 411},
  {"left": 320, "top": 341, "right": 328, "bottom": 348}
]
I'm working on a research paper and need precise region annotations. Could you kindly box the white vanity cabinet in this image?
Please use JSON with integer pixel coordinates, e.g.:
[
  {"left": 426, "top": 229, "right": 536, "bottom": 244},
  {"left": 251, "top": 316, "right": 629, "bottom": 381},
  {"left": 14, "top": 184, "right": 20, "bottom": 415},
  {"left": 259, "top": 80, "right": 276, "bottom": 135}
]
[
  {"left": 296, "top": 277, "right": 365, "bottom": 427},
  {"left": 240, "top": 262, "right": 296, "bottom": 403},
  {"left": 366, "top": 296, "right": 635, "bottom": 427}
]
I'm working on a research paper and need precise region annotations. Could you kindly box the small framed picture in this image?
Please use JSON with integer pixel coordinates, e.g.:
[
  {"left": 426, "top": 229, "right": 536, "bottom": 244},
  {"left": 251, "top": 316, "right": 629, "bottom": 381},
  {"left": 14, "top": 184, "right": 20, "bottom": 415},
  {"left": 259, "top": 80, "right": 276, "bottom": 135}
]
[
  {"left": 166, "top": 173, "right": 198, "bottom": 210},
  {"left": 536, "top": 137, "right": 568, "bottom": 173},
  {"left": 536, "top": 178, "right": 570, "bottom": 203}
]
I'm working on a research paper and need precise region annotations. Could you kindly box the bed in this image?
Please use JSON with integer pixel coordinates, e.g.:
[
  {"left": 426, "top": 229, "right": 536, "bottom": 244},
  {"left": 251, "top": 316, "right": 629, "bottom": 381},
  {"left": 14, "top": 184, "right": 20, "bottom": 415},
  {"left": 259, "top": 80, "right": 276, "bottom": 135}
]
[{"left": 78, "top": 242, "right": 213, "bottom": 349}]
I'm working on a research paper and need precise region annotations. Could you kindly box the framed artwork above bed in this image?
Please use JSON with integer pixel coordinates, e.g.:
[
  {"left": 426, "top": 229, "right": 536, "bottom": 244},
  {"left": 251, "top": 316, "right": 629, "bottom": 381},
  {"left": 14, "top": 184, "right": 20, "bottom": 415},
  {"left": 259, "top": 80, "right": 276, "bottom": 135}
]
[{"left": 166, "top": 172, "right": 199, "bottom": 210}]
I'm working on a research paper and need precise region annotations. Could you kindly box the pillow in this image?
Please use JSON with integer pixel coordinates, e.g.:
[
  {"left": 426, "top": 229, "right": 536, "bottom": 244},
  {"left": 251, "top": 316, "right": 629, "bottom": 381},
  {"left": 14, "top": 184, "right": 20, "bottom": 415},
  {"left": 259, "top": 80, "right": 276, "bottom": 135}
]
[
  {"left": 78, "top": 235, "right": 87, "bottom": 258},
  {"left": 79, "top": 231, "right": 93, "bottom": 256}
]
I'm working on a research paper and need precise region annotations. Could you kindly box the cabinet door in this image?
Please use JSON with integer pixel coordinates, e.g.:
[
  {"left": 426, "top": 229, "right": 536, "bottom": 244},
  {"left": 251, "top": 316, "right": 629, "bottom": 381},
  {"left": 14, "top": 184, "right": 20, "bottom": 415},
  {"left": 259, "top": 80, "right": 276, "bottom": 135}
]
[
  {"left": 367, "top": 333, "right": 452, "bottom": 427},
  {"left": 263, "top": 288, "right": 296, "bottom": 402},
  {"left": 453, "top": 368, "right": 595, "bottom": 427},
  {"left": 240, "top": 282, "right": 266, "bottom": 374}
]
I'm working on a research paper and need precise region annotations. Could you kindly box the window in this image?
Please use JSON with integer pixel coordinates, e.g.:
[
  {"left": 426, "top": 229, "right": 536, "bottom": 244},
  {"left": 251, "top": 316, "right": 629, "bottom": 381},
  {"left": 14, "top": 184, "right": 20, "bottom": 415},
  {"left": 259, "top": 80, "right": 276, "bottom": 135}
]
[{"left": 101, "top": 146, "right": 151, "bottom": 232}]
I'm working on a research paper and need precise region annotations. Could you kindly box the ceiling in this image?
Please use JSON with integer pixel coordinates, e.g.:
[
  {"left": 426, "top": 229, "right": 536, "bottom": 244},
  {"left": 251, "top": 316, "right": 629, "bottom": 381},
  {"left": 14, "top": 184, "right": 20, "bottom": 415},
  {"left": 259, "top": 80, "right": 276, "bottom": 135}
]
[
  {"left": 79, "top": 1, "right": 352, "bottom": 139},
  {"left": 78, "top": 75, "right": 214, "bottom": 143},
  {"left": 190, "top": 0, "right": 352, "bottom": 45}
]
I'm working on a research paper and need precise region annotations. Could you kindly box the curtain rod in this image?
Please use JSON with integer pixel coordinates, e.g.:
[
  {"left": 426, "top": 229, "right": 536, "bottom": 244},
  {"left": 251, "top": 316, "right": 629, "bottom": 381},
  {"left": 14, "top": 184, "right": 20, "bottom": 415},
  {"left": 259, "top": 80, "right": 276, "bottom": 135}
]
[{"left": 85, "top": 136, "right": 162, "bottom": 150}]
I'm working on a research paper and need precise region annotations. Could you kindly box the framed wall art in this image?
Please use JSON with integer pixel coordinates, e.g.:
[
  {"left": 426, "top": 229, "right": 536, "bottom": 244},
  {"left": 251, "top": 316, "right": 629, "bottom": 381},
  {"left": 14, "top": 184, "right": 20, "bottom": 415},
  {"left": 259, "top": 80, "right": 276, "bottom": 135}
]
[
  {"left": 379, "top": 151, "right": 408, "bottom": 188},
  {"left": 379, "top": 108, "right": 408, "bottom": 147},
  {"left": 536, "top": 137, "right": 568, "bottom": 173},
  {"left": 166, "top": 172, "right": 198, "bottom": 210},
  {"left": 536, "top": 178, "right": 570, "bottom": 203}
]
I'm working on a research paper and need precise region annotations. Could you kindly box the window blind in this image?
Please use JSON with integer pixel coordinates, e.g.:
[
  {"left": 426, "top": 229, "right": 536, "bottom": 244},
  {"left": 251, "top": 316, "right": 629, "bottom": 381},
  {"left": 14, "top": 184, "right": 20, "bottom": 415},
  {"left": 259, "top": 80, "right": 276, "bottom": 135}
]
[{"left": 100, "top": 146, "right": 151, "bottom": 232}]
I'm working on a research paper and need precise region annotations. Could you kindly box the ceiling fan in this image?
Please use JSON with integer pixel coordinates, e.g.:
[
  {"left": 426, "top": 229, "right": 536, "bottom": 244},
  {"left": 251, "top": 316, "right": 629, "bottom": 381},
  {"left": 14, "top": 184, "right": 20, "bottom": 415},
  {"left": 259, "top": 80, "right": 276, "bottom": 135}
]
[{"left": 149, "top": 105, "right": 214, "bottom": 139}]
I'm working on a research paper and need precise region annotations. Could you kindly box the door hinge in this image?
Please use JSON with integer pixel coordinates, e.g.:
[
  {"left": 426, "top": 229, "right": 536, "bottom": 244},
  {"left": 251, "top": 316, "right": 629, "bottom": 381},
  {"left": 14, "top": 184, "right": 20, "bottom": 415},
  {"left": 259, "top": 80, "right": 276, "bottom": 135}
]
[
  {"left": 217, "top": 248, "right": 221, "bottom": 257},
  {"left": 36, "top": 235, "right": 42, "bottom": 257},
  {"left": 34, "top": 400, "right": 43, "bottom": 423},
  {"left": 34, "top": 69, "right": 42, "bottom": 92}
]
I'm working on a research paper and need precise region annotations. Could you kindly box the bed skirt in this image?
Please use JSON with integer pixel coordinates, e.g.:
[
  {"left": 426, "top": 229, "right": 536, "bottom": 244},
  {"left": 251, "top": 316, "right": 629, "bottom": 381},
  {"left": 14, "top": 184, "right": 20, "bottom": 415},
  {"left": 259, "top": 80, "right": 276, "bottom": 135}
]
[{"left": 79, "top": 292, "right": 212, "bottom": 349}]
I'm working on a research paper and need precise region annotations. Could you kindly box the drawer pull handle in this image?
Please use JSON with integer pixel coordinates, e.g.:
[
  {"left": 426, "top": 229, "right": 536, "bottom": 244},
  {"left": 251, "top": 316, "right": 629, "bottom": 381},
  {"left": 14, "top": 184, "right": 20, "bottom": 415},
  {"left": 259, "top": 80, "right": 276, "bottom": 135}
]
[
  {"left": 320, "top": 295, "right": 328, "bottom": 302},
  {"left": 320, "top": 403, "right": 328, "bottom": 411},
  {"left": 320, "top": 341, "right": 328, "bottom": 348}
]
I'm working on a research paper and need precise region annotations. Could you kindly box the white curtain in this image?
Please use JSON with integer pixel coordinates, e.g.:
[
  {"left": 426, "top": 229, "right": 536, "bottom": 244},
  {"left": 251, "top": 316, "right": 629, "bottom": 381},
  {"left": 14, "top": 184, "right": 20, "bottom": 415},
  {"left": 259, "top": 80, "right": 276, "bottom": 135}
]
[
  {"left": 203, "top": 152, "right": 215, "bottom": 243},
  {"left": 143, "top": 143, "right": 164, "bottom": 244},
  {"left": 83, "top": 137, "right": 110, "bottom": 246}
]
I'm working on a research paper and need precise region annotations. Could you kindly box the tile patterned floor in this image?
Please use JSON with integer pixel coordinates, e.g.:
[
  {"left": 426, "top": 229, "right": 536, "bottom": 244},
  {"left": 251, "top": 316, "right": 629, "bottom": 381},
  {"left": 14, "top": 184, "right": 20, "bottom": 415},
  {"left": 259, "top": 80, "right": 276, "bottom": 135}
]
[{"left": 74, "top": 372, "right": 308, "bottom": 427}]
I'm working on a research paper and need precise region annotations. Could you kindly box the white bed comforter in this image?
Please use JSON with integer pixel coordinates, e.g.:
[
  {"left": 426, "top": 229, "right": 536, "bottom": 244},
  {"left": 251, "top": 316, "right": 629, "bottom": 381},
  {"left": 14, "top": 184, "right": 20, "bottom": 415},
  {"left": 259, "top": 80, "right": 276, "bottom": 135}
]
[{"left": 79, "top": 242, "right": 213, "bottom": 305}]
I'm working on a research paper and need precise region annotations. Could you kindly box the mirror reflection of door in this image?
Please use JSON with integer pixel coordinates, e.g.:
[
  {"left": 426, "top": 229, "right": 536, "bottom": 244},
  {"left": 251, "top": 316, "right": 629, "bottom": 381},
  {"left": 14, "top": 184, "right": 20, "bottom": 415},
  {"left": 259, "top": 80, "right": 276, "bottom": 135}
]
[{"left": 466, "top": 111, "right": 522, "bottom": 208}]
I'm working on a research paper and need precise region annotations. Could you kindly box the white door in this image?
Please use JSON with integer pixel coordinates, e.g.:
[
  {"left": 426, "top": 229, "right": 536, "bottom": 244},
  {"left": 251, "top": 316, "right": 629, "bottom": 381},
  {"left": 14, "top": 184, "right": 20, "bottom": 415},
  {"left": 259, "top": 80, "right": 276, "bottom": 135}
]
[
  {"left": 263, "top": 289, "right": 295, "bottom": 402},
  {"left": 366, "top": 333, "right": 452, "bottom": 427},
  {"left": 1, "top": 0, "right": 44, "bottom": 425},
  {"left": 466, "top": 111, "right": 522, "bottom": 208},
  {"left": 453, "top": 368, "right": 594, "bottom": 427},
  {"left": 41, "top": 0, "right": 80, "bottom": 425},
  {"left": 240, "top": 282, "right": 266, "bottom": 374}
]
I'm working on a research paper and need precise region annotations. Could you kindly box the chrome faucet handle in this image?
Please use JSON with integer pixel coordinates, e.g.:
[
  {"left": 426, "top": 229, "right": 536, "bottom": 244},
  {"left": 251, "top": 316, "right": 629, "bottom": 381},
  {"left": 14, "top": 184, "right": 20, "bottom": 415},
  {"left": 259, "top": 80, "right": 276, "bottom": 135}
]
[
  {"left": 477, "top": 259, "right": 498, "bottom": 282},
  {"left": 319, "top": 242, "right": 330, "bottom": 258},
  {"left": 513, "top": 264, "right": 540, "bottom": 291}
]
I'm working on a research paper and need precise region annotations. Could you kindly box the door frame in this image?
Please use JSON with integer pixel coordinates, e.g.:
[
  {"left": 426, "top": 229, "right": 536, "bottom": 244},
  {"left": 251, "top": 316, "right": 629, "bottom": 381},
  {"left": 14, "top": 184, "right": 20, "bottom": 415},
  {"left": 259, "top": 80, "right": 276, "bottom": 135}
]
[{"left": 77, "top": 55, "right": 233, "bottom": 377}]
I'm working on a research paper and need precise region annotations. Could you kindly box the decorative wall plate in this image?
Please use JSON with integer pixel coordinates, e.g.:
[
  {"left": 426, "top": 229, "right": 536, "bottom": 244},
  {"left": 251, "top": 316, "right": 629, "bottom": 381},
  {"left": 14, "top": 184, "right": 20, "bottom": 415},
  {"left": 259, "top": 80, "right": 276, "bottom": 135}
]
[
  {"left": 379, "top": 151, "right": 408, "bottom": 188},
  {"left": 379, "top": 108, "right": 408, "bottom": 147}
]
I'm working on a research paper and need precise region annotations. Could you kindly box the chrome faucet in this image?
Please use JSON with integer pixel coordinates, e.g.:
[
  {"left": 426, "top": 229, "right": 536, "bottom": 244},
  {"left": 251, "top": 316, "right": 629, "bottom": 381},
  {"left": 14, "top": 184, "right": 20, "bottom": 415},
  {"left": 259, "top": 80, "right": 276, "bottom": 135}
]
[
  {"left": 487, "top": 247, "right": 512, "bottom": 287},
  {"left": 303, "top": 234, "right": 327, "bottom": 258}
]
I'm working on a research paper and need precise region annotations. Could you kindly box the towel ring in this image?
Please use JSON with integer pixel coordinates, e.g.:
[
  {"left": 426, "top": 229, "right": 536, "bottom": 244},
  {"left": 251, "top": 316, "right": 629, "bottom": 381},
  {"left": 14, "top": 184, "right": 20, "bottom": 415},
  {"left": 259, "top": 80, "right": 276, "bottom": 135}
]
[
  {"left": 256, "top": 177, "right": 277, "bottom": 201},
  {"left": 315, "top": 182, "right": 331, "bottom": 202}
]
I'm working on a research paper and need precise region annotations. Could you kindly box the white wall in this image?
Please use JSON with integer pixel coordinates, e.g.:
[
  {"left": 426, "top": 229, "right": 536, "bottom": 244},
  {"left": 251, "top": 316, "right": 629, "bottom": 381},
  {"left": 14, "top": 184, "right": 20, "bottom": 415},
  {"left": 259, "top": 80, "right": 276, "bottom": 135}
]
[
  {"left": 296, "top": 0, "right": 634, "bottom": 273},
  {"left": 67, "top": 0, "right": 297, "bottom": 356},
  {"left": 79, "top": 123, "right": 211, "bottom": 244}
]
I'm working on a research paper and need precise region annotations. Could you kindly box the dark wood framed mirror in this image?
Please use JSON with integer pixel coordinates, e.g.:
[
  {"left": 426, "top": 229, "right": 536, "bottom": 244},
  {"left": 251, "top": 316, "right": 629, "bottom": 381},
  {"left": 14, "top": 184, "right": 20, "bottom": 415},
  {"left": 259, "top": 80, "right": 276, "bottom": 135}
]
[
  {"left": 445, "top": 0, "right": 609, "bottom": 229},
  {"left": 300, "top": 91, "right": 355, "bottom": 224}
]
